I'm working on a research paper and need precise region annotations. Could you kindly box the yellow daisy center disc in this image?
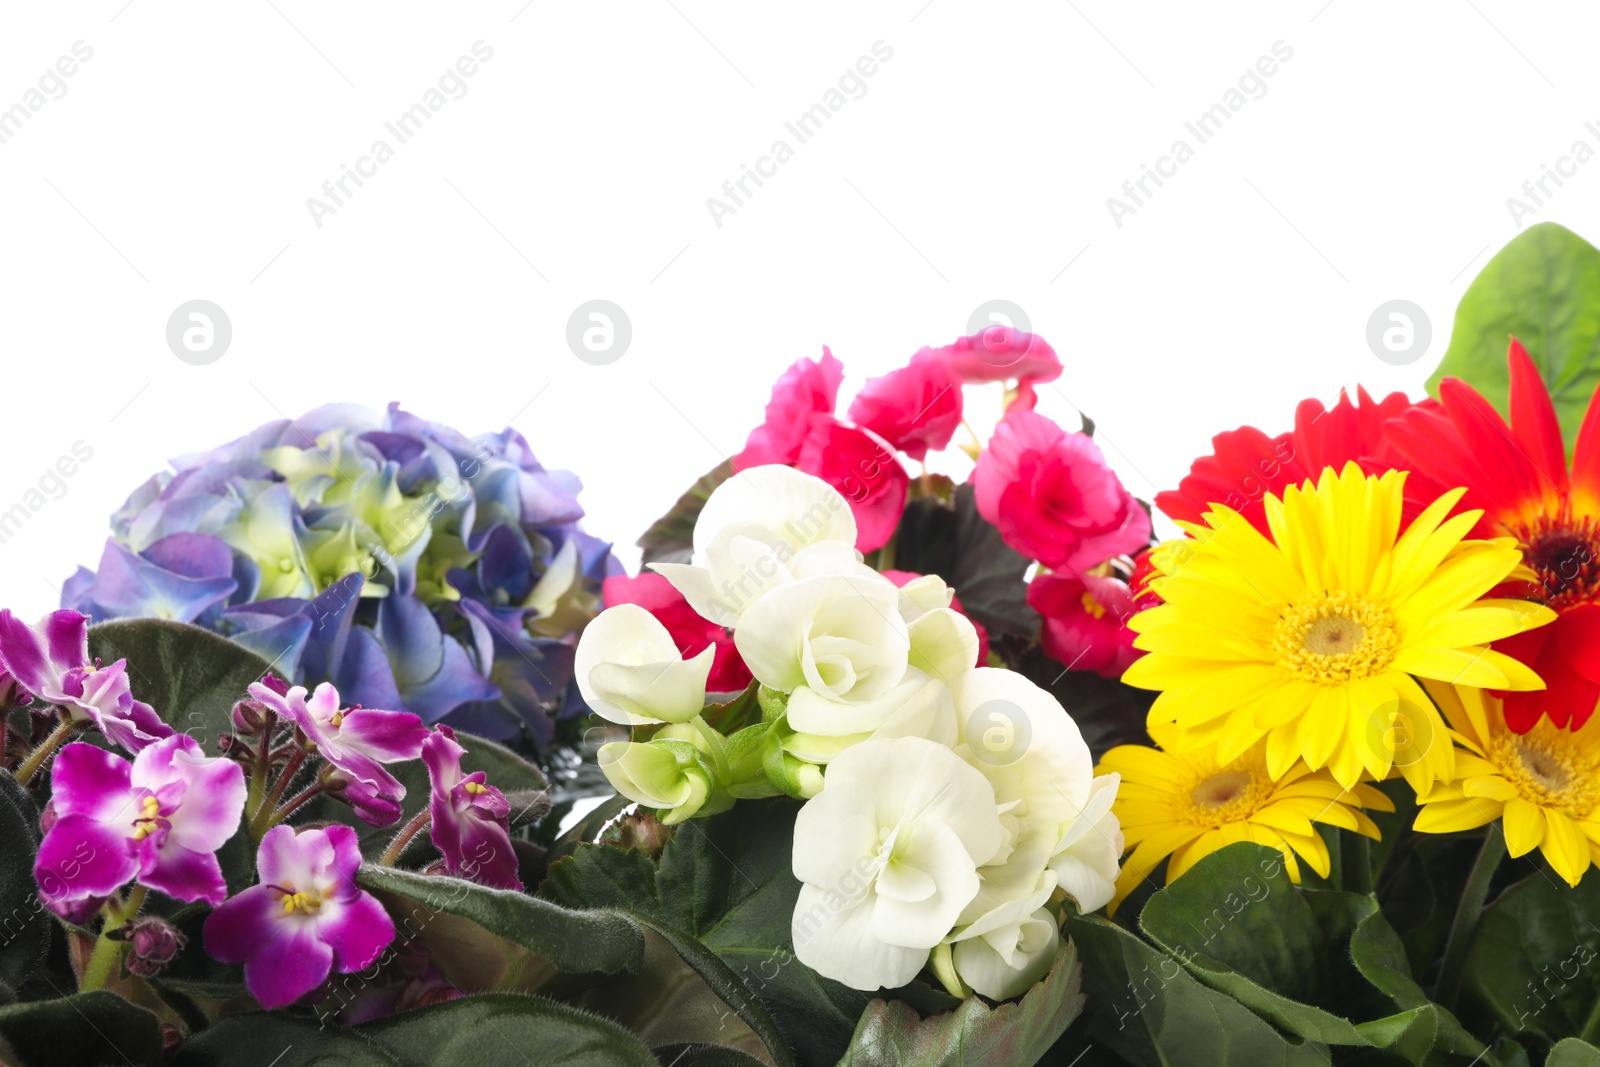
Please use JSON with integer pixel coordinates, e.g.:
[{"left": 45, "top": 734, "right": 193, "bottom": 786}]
[
  {"left": 1181, "top": 766, "right": 1266, "bottom": 827},
  {"left": 1273, "top": 590, "right": 1399, "bottom": 684},
  {"left": 1488, "top": 725, "right": 1600, "bottom": 819}
]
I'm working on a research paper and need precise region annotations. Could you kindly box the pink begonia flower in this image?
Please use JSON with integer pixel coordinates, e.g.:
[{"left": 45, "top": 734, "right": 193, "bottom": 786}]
[
  {"left": 916, "top": 328, "right": 1062, "bottom": 411},
  {"left": 422, "top": 726, "right": 521, "bottom": 890},
  {"left": 601, "top": 572, "right": 751, "bottom": 693},
  {"left": 35, "top": 735, "right": 245, "bottom": 918},
  {"left": 0, "top": 609, "right": 172, "bottom": 753},
  {"left": 249, "top": 681, "right": 429, "bottom": 827},
  {"left": 734, "top": 349, "right": 909, "bottom": 552},
  {"left": 205, "top": 824, "right": 395, "bottom": 1010},
  {"left": 1027, "top": 571, "right": 1143, "bottom": 678},
  {"left": 846, "top": 358, "right": 964, "bottom": 462},
  {"left": 973, "top": 410, "right": 1151, "bottom": 572}
]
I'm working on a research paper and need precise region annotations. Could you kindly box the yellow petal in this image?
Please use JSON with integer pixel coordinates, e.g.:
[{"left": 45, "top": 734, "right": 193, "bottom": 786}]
[
  {"left": 1502, "top": 797, "right": 1546, "bottom": 857},
  {"left": 1541, "top": 812, "right": 1592, "bottom": 887}
]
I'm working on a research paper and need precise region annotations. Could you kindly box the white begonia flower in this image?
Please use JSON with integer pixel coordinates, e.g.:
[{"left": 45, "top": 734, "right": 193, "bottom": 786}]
[
  {"left": 735, "top": 572, "right": 910, "bottom": 704},
  {"left": 950, "top": 668, "right": 1095, "bottom": 867},
  {"left": 890, "top": 573, "right": 979, "bottom": 680},
  {"left": 893, "top": 573, "right": 954, "bottom": 620},
  {"left": 791, "top": 737, "right": 1004, "bottom": 991},
  {"left": 574, "top": 604, "right": 713, "bottom": 725},
  {"left": 783, "top": 669, "right": 957, "bottom": 764},
  {"left": 951, "top": 904, "right": 1061, "bottom": 1001},
  {"left": 1048, "top": 772, "right": 1124, "bottom": 914},
  {"left": 907, "top": 608, "right": 980, "bottom": 682},
  {"left": 651, "top": 465, "right": 867, "bottom": 626}
]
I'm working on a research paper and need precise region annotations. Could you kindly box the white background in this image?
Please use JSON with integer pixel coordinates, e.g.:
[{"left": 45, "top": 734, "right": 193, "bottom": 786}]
[{"left": 1, "top": 0, "right": 1597, "bottom": 616}]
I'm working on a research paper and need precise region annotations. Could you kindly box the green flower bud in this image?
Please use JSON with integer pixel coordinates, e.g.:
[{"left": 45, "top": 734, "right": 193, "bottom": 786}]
[
  {"left": 598, "top": 739, "right": 716, "bottom": 825},
  {"left": 760, "top": 714, "right": 824, "bottom": 800}
]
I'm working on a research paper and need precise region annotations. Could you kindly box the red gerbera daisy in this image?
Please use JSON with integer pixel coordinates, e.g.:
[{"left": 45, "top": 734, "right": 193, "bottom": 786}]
[
  {"left": 1155, "top": 387, "right": 1414, "bottom": 535},
  {"left": 1386, "top": 338, "right": 1600, "bottom": 732}
]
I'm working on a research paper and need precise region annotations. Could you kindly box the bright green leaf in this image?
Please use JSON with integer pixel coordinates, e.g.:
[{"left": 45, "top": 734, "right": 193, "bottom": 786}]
[{"left": 1429, "top": 222, "right": 1600, "bottom": 445}]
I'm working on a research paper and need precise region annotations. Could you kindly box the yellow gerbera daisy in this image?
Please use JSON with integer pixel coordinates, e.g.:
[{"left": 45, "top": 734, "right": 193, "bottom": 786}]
[
  {"left": 1125, "top": 463, "right": 1553, "bottom": 794},
  {"left": 1415, "top": 681, "right": 1600, "bottom": 886},
  {"left": 1099, "top": 725, "right": 1393, "bottom": 914}
]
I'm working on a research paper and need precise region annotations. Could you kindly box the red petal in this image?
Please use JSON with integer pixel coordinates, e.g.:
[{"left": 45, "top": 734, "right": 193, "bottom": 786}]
[
  {"left": 1570, "top": 368, "right": 1600, "bottom": 513},
  {"left": 1506, "top": 337, "right": 1570, "bottom": 496},
  {"left": 1555, "top": 603, "right": 1600, "bottom": 684}
]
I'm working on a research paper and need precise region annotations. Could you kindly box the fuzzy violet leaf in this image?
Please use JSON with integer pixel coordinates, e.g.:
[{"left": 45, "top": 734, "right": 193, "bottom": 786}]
[
  {"left": 170, "top": 993, "right": 661, "bottom": 1066},
  {"left": 87, "top": 619, "right": 276, "bottom": 745},
  {"left": 355, "top": 863, "right": 646, "bottom": 982},
  {"left": 0, "top": 991, "right": 164, "bottom": 1067},
  {"left": 0, "top": 770, "right": 50, "bottom": 991}
]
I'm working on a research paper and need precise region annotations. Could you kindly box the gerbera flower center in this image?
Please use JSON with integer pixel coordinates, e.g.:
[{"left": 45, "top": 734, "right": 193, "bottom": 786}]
[
  {"left": 1179, "top": 765, "right": 1268, "bottom": 827},
  {"left": 1515, "top": 517, "right": 1600, "bottom": 610},
  {"left": 1273, "top": 591, "right": 1398, "bottom": 684},
  {"left": 1486, "top": 723, "right": 1600, "bottom": 818}
]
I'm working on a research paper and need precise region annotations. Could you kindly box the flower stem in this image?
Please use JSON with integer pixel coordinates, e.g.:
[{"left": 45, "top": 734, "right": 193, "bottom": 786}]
[
  {"left": 1435, "top": 827, "right": 1506, "bottom": 1011},
  {"left": 379, "top": 808, "right": 433, "bottom": 866},
  {"left": 264, "top": 748, "right": 307, "bottom": 813},
  {"left": 16, "top": 718, "right": 76, "bottom": 786},
  {"left": 79, "top": 885, "right": 147, "bottom": 992},
  {"left": 1340, "top": 830, "right": 1373, "bottom": 895}
]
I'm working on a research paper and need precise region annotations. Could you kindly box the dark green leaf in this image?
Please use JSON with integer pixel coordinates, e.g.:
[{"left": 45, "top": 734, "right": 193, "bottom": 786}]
[
  {"left": 357, "top": 993, "right": 658, "bottom": 1066},
  {"left": 700, "top": 683, "right": 762, "bottom": 735},
  {"left": 543, "top": 801, "right": 864, "bottom": 1067},
  {"left": 1429, "top": 222, "right": 1600, "bottom": 444},
  {"left": 88, "top": 618, "right": 275, "bottom": 744},
  {"left": 1070, "top": 912, "right": 1330, "bottom": 1066},
  {"left": 0, "top": 770, "right": 49, "bottom": 990},
  {"left": 173, "top": 1019, "right": 397, "bottom": 1066},
  {"left": 892, "top": 484, "right": 1035, "bottom": 640},
  {"left": 1135, "top": 844, "right": 1489, "bottom": 1063},
  {"left": 835, "top": 939, "right": 1084, "bottom": 1067},
  {"left": 1138, "top": 843, "right": 1348, "bottom": 1037},
  {"left": 552, "top": 926, "right": 780, "bottom": 1061},
  {"left": 1465, "top": 868, "right": 1600, "bottom": 1044},
  {"left": 651, "top": 1043, "right": 769, "bottom": 1066},
  {"left": 639, "top": 459, "right": 735, "bottom": 566},
  {"left": 357, "top": 864, "right": 645, "bottom": 982},
  {"left": 0, "top": 990, "right": 163, "bottom": 1067}
]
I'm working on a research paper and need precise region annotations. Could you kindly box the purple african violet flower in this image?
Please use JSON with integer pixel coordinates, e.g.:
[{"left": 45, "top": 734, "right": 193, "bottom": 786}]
[
  {"left": 204, "top": 824, "right": 395, "bottom": 1010},
  {"left": 249, "top": 681, "right": 428, "bottom": 827},
  {"left": 35, "top": 735, "right": 245, "bottom": 918},
  {"left": 422, "top": 726, "right": 521, "bottom": 890},
  {"left": 0, "top": 610, "right": 172, "bottom": 753}
]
